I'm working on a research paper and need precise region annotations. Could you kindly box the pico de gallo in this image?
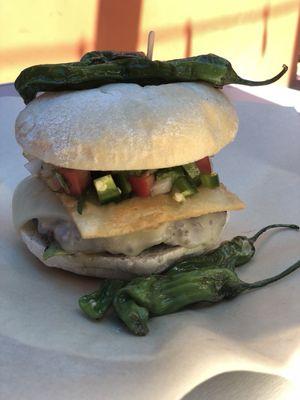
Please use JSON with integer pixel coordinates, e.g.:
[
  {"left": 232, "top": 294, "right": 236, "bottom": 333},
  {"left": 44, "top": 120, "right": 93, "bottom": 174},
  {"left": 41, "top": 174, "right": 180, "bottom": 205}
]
[{"left": 24, "top": 155, "right": 220, "bottom": 212}]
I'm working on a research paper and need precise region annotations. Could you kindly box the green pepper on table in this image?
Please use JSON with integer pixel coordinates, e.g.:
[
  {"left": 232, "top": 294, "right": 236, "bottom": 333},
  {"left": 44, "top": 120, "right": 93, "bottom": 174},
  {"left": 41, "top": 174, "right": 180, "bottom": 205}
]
[
  {"left": 79, "top": 279, "right": 125, "bottom": 320},
  {"left": 167, "top": 224, "right": 299, "bottom": 274},
  {"left": 79, "top": 223, "right": 299, "bottom": 335},
  {"left": 113, "top": 260, "right": 300, "bottom": 336}
]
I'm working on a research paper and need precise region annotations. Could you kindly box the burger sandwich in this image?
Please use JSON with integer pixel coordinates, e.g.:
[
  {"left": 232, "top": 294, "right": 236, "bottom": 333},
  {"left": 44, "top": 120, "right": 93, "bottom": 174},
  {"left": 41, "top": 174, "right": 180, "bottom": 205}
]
[{"left": 13, "top": 79, "right": 245, "bottom": 279}]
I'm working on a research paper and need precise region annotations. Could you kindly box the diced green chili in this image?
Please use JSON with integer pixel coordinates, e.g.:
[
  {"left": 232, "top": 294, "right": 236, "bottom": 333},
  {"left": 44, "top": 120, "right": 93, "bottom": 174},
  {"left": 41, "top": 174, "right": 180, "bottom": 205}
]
[
  {"left": 94, "top": 174, "right": 121, "bottom": 204},
  {"left": 200, "top": 172, "right": 220, "bottom": 188},
  {"left": 172, "top": 175, "right": 197, "bottom": 201},
  {"left": 182, "top": 162, "right": 202, "bottom": 186},
  {"left": 156, "top": 167, "right": 184, "bottom": 183},
  {"left": 113, "top": 173, "right": 132, "bottom": 197}
]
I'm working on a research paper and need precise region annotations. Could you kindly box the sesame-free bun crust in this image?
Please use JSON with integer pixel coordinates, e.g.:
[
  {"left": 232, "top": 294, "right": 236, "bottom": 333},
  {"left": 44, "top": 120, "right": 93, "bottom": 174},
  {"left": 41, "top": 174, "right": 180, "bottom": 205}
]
[
  {"left": 20, "top": 221, "right": 225, "bottom": 279},
  {"left": 15, "top": 82, "right": 238, "bottom": 170}
]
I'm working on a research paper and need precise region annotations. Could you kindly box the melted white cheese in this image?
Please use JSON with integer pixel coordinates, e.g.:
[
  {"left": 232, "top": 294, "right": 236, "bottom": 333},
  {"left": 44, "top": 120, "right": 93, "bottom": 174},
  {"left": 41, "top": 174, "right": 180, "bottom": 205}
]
[
  {"left": 13, "top": 177, "right": 228, "bottom": 257},
  {"left": 38, "top": 212, "right": 227, "bottom": 256}
]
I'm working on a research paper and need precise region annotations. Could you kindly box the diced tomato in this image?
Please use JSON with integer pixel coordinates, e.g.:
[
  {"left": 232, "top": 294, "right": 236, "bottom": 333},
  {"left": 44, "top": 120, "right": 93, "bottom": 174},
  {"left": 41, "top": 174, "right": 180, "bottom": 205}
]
[
  {"left": 128, "top": 174, "right": 155, "bottom": 197},
  {"left": 195, "top": 157, "right": 212, "bottom": 174},
  {"left": 58, "top": 168, "right": 91, "bottom": 196}
]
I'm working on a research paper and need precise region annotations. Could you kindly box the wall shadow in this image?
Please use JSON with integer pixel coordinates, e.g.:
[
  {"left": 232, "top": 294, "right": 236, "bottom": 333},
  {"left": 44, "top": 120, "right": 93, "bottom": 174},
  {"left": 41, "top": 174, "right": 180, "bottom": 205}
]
[
  {"left": 289, "top": 8, "right": 300, "bottom": 88},
  {"left": 94, "top": 0, "right": 143, "bottom": 51},
  {"left": 184, "top": 20, "right": 192, "bottom": 57}
]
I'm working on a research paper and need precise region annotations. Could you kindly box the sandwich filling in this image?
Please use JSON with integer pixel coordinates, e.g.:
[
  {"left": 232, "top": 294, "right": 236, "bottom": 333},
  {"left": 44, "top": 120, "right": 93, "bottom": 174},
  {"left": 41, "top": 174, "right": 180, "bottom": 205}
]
[
  {"left": 37, "top": 212, "right": 227, "bottom": 257},
  {"left": 24, "top": 155, "right": 219, "bottom": 210},
  {"left": 13, "top": 174, "right": 244, "bottom": 258}
]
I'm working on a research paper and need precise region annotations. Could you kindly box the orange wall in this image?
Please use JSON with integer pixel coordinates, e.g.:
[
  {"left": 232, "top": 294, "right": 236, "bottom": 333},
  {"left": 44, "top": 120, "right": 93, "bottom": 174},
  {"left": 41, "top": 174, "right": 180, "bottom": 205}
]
[
  {"left": 0, "top": 0, "right": 98, "bottom": 82},
  {"left": 1, "top": 0, "right": 299, "bottom": 86}
]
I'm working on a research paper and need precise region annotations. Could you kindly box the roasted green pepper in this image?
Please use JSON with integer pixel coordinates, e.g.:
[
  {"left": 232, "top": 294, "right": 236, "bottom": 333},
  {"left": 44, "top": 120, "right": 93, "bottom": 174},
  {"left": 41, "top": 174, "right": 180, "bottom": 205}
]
[
  {"left": 79, "top": 279, "right": 125, "bottom": 320},
  {"left": 15, "top": 52, "right": 288, "bottom": 104},
  {"left": 78, "top": 223, "right": 299, "bottom": 336},
  {"left": 167, "top": 224, "right": 299, "bottom": 274},
  {"left": 114, "top": 260, "right": 300, "bottom": 335}
]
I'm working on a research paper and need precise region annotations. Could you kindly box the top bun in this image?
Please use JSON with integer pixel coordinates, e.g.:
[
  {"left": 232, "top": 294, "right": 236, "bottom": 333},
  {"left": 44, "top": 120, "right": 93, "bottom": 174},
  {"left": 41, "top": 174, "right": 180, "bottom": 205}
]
[{"left": 15, "top": 82, "right": 238, "bottom": 170}]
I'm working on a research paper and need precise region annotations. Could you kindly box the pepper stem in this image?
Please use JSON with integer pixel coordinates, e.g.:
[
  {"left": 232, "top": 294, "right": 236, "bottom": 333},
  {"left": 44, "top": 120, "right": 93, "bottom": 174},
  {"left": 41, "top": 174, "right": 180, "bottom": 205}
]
[
  {"left": 233, "top": 64, "right": 288, "bottom": 86},
  {"left": 243, "top": 260, "right": 300, "bottom": 290},
  {"left": 249, "top": 224, "right": 299, "bottom": 243}
]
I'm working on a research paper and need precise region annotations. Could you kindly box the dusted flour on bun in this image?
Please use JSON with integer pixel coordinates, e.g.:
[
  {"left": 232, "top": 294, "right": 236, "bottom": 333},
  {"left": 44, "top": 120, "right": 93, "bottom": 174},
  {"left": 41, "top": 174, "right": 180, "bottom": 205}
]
[{"left": 15, "top": 82, "right": 238, "bottom": 171}]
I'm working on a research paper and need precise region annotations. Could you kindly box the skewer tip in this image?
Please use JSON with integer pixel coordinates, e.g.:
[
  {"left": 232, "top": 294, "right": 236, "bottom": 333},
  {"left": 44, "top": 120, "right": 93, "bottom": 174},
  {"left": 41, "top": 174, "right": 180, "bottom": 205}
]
[{"left": 147, "top": 31, "right": 155, "bottom": 60}]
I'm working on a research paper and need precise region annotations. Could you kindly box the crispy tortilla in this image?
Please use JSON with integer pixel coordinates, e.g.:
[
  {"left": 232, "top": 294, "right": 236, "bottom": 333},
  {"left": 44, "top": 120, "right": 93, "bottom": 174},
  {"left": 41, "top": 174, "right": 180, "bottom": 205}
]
[{"left": 57, "top": 184, "right": 245, "bottom": 239}]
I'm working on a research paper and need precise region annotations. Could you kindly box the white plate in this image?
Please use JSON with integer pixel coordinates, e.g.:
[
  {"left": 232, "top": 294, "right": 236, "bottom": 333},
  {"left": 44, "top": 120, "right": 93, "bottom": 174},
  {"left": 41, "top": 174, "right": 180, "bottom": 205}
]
[{"left": 0, "top": 95, "right": 300, "bottom": 400}]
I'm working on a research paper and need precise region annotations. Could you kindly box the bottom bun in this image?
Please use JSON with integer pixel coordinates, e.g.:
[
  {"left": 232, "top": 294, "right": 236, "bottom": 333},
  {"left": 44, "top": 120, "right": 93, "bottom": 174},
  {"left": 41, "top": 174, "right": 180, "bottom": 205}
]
[{"left": 20, "top": 215, "right": 227, "bottom": 279}]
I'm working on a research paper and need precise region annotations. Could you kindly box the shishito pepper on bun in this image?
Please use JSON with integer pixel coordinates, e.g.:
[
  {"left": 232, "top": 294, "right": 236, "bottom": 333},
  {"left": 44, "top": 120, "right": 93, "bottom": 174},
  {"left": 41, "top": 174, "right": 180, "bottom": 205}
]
[{"left": 12, "top": 51, "right": 287, "bottom": 279}]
